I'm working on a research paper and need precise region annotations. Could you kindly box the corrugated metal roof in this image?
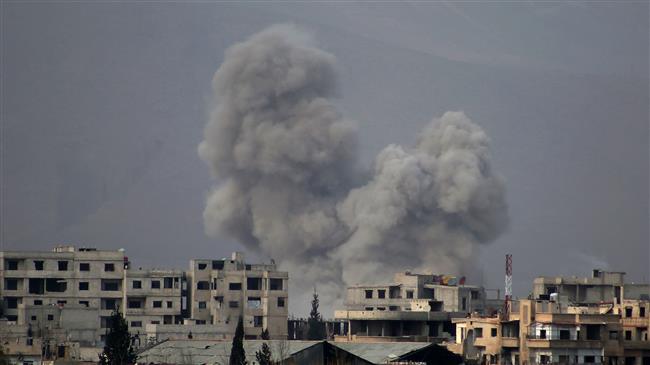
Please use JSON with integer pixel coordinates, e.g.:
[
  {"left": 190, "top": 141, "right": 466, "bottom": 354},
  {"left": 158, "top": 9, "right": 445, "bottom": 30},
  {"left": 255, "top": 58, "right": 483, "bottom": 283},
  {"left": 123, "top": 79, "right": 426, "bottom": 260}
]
[{"left": 137, "top": 339, "right": 437, "bottom": 365}]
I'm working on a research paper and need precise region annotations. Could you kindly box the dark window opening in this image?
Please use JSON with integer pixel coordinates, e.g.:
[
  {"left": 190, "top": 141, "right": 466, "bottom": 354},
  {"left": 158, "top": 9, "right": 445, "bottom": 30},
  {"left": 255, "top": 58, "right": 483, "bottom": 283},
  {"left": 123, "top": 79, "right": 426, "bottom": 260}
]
[
  {"left": 45, "top": 278, "right": 67, "bottom": 292},
  {"left": 253, "top": 316, "right": 263, "bottom": 327},
  {"left": 132, "top": 280, "right": 141, "bottom": 289},
  {"left": 406, "top": 290, "right": 414, "bottom": 299},
  {"left": 79, "top": 301, "right": 89, "bottom": 307},
  {"left": 6, "top": 260, "right": 19, "bottom": 270},
  {"left": 365, "top": 290, "right": 373, "bottom": 299},
  {"left": 153, "top": 301, "right": 162, "bottom": 308},
  {"left": 197, "top": 281, "right": 210, "bottom": 290},
  {"left": 269, "top": 278, "right": 283, "bottom": 291},
  {"left": 5, "top": 279, "right": 18, "bottom": 290},
  {"left": 104, "top": 263, "right": 115, "bottom": 272},
  {"left": 198, "top": 301, "right": 206, "bottom": 309},
  {"left": 151, "top": 280, "right": 160, "bottom": 289},
  {"left": 641, "top": 307, "right": 646, "bottom": 317},
  {"left": 560, "top": 329, "right": 570, "bottom": 340},
  {"left": 34, "top": 300, "right": 43, "bottom": 305},
  {"left": 164, "top": 277, "right": 174, "bottom": 289},
  {"left": 128, "top": 300, "right": 142, "bottom": 309},
  {"left": 34, "top": 261, "right": 44, "bottom": 271},
  {"left": 540, "top": 330, "right": 546, "bottom": 339},
  {"left": 102, "top": 299, "right": 117, "bottom": 310},
  {"left": 476, "top": 328, "right": 483, "bottom": 338},
  {"left": 247, "top": 277, "right": 262, "bottom": 290},
  {"left": 5, "top": 297, "right": 18, "bottom": 309},
  {"left": 167, "top": 301, "right": 173, "bottom": 308},
  {"left": 229, "top": 301, "right": 239, "bottom": 308},
  {"left": 378, "top": 290, "right": 386, "bottom": 299},
  {"left": 586, "top": 325, "right": 601, "bottom": 340},
  {"left": 626, "top": 307, "right": 633, "bottom": 318},
  {"left": 79, "top": 282, "right": 89, "bottom": 291},
  {"left": 212, "top": 260, "right": 224, "bottom": 270},
  {"left": 79, "top": 263, "right": 90, "bottom": 271},
  {"left": 229, "top": 282, "right": 242, "bottom": 290},
  {"left": 198, "top": 263, "right": 207, "bottom": 270},
  {"left": 101, "top": 280, "right": 119, "bottom": 291},
  {"left": 278, "top": 297, "right": 285, "bottom": 308},
  {"left": 625, "top": 331, "right": 632, "bottom": 341},
  {"left": 57, "top": 261, "right": 68, "bottom": 271},
  {"left": 47, "top": 314, "right": 54, "bottom": 321},
  {"left": 491, "top": 328, "right": 498, "bottom": 337}
]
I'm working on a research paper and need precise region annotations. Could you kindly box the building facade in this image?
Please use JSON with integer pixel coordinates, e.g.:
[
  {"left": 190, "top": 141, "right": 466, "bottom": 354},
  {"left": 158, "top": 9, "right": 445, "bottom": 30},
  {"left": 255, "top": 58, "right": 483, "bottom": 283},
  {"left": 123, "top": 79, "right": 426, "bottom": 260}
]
[
  {"left": 187, "top": 252, "right": 289, "bottom": 340},
  {"left": 334, "top": 272, "right": 499, "bottom": 342}
]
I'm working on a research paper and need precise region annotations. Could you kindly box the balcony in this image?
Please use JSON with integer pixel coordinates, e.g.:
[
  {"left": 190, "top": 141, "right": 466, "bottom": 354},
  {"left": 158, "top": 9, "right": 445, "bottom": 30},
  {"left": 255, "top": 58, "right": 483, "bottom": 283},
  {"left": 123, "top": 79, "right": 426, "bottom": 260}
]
[
  {"left": 622, "top": 318, "right": 649, "bottom": 327},
  {"left": 526, "top": 338, "right": 604, "bottom": 349}
]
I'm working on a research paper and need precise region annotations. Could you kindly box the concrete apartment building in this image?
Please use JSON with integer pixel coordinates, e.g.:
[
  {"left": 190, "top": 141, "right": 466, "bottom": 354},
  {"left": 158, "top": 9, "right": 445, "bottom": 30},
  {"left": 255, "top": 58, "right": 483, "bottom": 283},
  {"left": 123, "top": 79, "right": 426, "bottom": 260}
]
[
  {"left": 533, "top": 270, "right": 650, "bottom": 305},
  {"left": 449, "top": 269, "right": 650, "bottom": 365},
  {"left": 334, "top": 272, "right": 498, "bottom": 343},
  {"left": 187, "top": 252, "right": 289, "bottom": 340},
  {"left": 0, "top": 245, "right": 185, "bottom": 346}
]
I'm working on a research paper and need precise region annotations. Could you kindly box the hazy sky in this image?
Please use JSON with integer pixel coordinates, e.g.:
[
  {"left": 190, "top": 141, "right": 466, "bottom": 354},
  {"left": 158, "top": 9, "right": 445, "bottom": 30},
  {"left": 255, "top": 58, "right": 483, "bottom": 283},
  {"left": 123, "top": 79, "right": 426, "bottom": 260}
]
[{"left": 2, "top": 1, "right": 648, "bottom": 315}]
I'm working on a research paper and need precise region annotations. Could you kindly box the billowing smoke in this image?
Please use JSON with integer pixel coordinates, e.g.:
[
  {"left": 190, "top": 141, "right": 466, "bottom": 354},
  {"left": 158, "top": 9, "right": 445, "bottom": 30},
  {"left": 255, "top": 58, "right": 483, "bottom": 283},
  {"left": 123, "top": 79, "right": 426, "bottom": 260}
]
[{"left": 198, "top": 24, "right": 508, "bottom": 315}]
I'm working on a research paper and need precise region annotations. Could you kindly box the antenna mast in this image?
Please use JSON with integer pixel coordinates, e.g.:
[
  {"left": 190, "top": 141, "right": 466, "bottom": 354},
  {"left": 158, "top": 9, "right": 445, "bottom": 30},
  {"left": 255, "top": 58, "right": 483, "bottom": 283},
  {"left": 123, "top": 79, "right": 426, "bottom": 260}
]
[{"left": 504, "top": 254, "right": 512, "bottom": 319}]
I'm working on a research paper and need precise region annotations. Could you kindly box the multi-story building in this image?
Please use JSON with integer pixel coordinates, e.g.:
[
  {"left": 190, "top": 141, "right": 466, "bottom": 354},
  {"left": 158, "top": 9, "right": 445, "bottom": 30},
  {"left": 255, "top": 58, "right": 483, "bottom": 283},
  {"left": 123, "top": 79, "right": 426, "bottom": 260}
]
[
  {"left": 124, "top": 268, "right": 184, "bottom": 331},
  {"left": 449, "top": 270, "right": 650, "bottom": 365},
  {"left": 0, "top": 245, "right": 185, "bottom": 346},
  {"left": 334, "top": 272, "right": 499, "bottom": 343},
  {"left": 533, "top": 269, "right": 649, "bottom": 305},
  {"left": 187, "top": 252, "right": 288, "bottom": 340}
]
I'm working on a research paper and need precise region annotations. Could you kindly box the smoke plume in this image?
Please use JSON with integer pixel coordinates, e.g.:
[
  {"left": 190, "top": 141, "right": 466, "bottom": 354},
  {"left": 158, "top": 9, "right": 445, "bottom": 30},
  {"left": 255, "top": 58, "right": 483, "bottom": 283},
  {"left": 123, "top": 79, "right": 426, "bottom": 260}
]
[{"left": 199, "top": 24, "right": 508, "bottom": 314}]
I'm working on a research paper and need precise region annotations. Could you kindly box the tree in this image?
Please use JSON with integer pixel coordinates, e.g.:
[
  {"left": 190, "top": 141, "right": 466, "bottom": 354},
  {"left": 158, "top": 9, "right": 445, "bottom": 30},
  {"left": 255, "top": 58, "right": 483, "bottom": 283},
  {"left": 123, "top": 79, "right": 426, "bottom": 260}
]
[
  {"left": 255, "top": 343, "right": 273, "bottom": 365},
  {"left": 307, "top": 289, "right": 326, "bottom": 340},
  {"left": 98, "top": 309, "right": 137, "bottom": 365},
  {"left": 260, "top": 328, "right": 270, "bottom": 340},
  {"left": 229, "top": 317, "right": 247, "bottom": 365}
]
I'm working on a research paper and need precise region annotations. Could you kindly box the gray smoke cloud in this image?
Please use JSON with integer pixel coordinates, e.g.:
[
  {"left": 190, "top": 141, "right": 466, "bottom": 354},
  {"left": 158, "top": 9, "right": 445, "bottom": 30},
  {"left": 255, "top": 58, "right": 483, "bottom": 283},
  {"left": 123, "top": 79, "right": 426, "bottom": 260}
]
[{"left": 198, "top": 24, "right": 508, "bottom": 315}]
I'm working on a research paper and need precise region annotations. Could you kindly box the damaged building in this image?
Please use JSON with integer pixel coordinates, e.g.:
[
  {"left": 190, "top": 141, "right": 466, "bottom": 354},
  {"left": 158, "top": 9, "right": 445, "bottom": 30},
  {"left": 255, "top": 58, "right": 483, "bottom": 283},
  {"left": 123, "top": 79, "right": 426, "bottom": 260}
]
[{"left": 334, "top": 272, "right": 502, "bottom": 342}]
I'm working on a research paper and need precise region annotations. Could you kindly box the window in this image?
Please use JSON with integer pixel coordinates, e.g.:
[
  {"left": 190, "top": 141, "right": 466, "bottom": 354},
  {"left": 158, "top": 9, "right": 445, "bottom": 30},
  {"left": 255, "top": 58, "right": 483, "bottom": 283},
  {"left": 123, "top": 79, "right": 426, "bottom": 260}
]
[
  {"left": 560, "top": 329, "right": 570, "bottom": 340},
  {"left": 6, "top": 297, "right": 18, "bottom": 309},
  {"left": 5, "top": 279, "right": 18, "bottom": 290},
  {"left": 365, "top": 290, "right": 373, "bottom": 299},
  {"left": 34, "top": 260, "right": 44, "bottom": 270},
  {"left": 475, "top": 328, "right": 483, "bottom": 338},
  {"left": 540, "top": 355, "right": 550, "bottom": 365},
  {"left": 104, "top": 263, "right": 115, "bottom": 272},
  {"left": 585, "top": 356, "right": 596, "bottom": 364},
  {"left": 131, "top": 321, "right": 142, "bottom": 328},
  {"left": 79, "top": 263, "right": 90, "bottom": 271},
  {"left": 151, "top": 280, "right": 160, "bottom": 289},
  {"left": 78, "top": 282, "right": 89, "bottom": 291},
  {"left": 377, "top": 307, "right": 386, "bottom": 311},
  {"left": 406, "top": 290, "right": 414, "bottom": 299},
  {"left": 247, "top": 297, "right": 261, "bottom": 309},
  {"left": 102, "top": 299, "right": 117, "bottom": 310},
  {"left": 198, "top": 301, "right": 207, "bottom": 309},
  {"left": 31, "top": 315, "right": 37, "bottom": 321},
  {"left": 229, "top": 301, "right": 239, "bottom": 308},
  {"left": 462, "top": 297, "right": 467, "bottom": 311},
  {"left": 47, "top": 314, "right": 54, "bottom": 321},
  {"left": 253, "top": 316, "right": 263, "bottom": 327},
  {"left": 34, "top": 300, "right": 42, "bottom": 305},
  {"left": 167, "top": 301, "right": 173, "bottom": 308},
  {"left": 270, "top": 278, "right": 283, "bottom": 290},
  {"left": 164, "top": 277, "right": 173, "bottom": 289},
  {"left": 471, "top": 291, "right": 480, "bottom": 300},
  {"left": 609, "top": 331, "right": 619, "bottom": 340},
  {"left": 101, "top": 280, "right": 119, "bottom": 291},
  {"left": 378, "top": 290, "right": 386, "bottom": 299},
  {"left": 194, "top": 320, "right": 205, "bottom": 325},
  {"left": 586, "top": 324, "right": 600, "bottom": 340},
  {"left": 57, "top": 300, "right": 67, "bottom": 305},
  {"left": 389, "top": 306, "right": 400, "bottom": 311},
  {"left": 151, "top": 321, "right": 160, "bottom": 325},
  {"left": 539, "top": 330, "right": 546, "bottom": 339},
  {"left": 153, "top": 301, "right": 162, "bottom": 308},
  {"left": 229, "top": 282, "right": 242, "bottom": 290},
  {"left": 79, "top": 300, "right": 89, "bottom": 307},
  {"left": 212, "top": 260, "right": 224, "bottom": 270},
  {"left": 277, "top": 297, "right": 285, "bottom": 308},
  {"left": 58, "top": 261, "right": 68, "bottom": 271},
  {"left": 491, "top": 328, "right": 498, "bottom": 337},
  {"left": 641, "top": 306, "right": 646, "bottom": 317},
  {"left": 128, "top": 300, "right": 142, "bottom": 309},
  {"left": 45, "top": 278, "right": 67, "bottom": 292},
  {"left": 132, "top": 280, "right": 141, "bottom": 289},
  {"left": 625, "top": 331, "right": 632, "bottom": 341},
  {"left": 197, "top": 281, "right": 210, "bottom": 290},
  {"left": 198, "top": 263, "right": 207, "bottom": 270},
  {"left": 6, "top": 260, "right": 18, "bottom": 270},
  {"left": 247, "top": 277, "right": 262, "bottom": 290},
  {"left": 626, "top": 307, "right": 633, "bottom": 317},
  {"left": 365, "top": 307, "right": 374, "bottom": 311}
]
